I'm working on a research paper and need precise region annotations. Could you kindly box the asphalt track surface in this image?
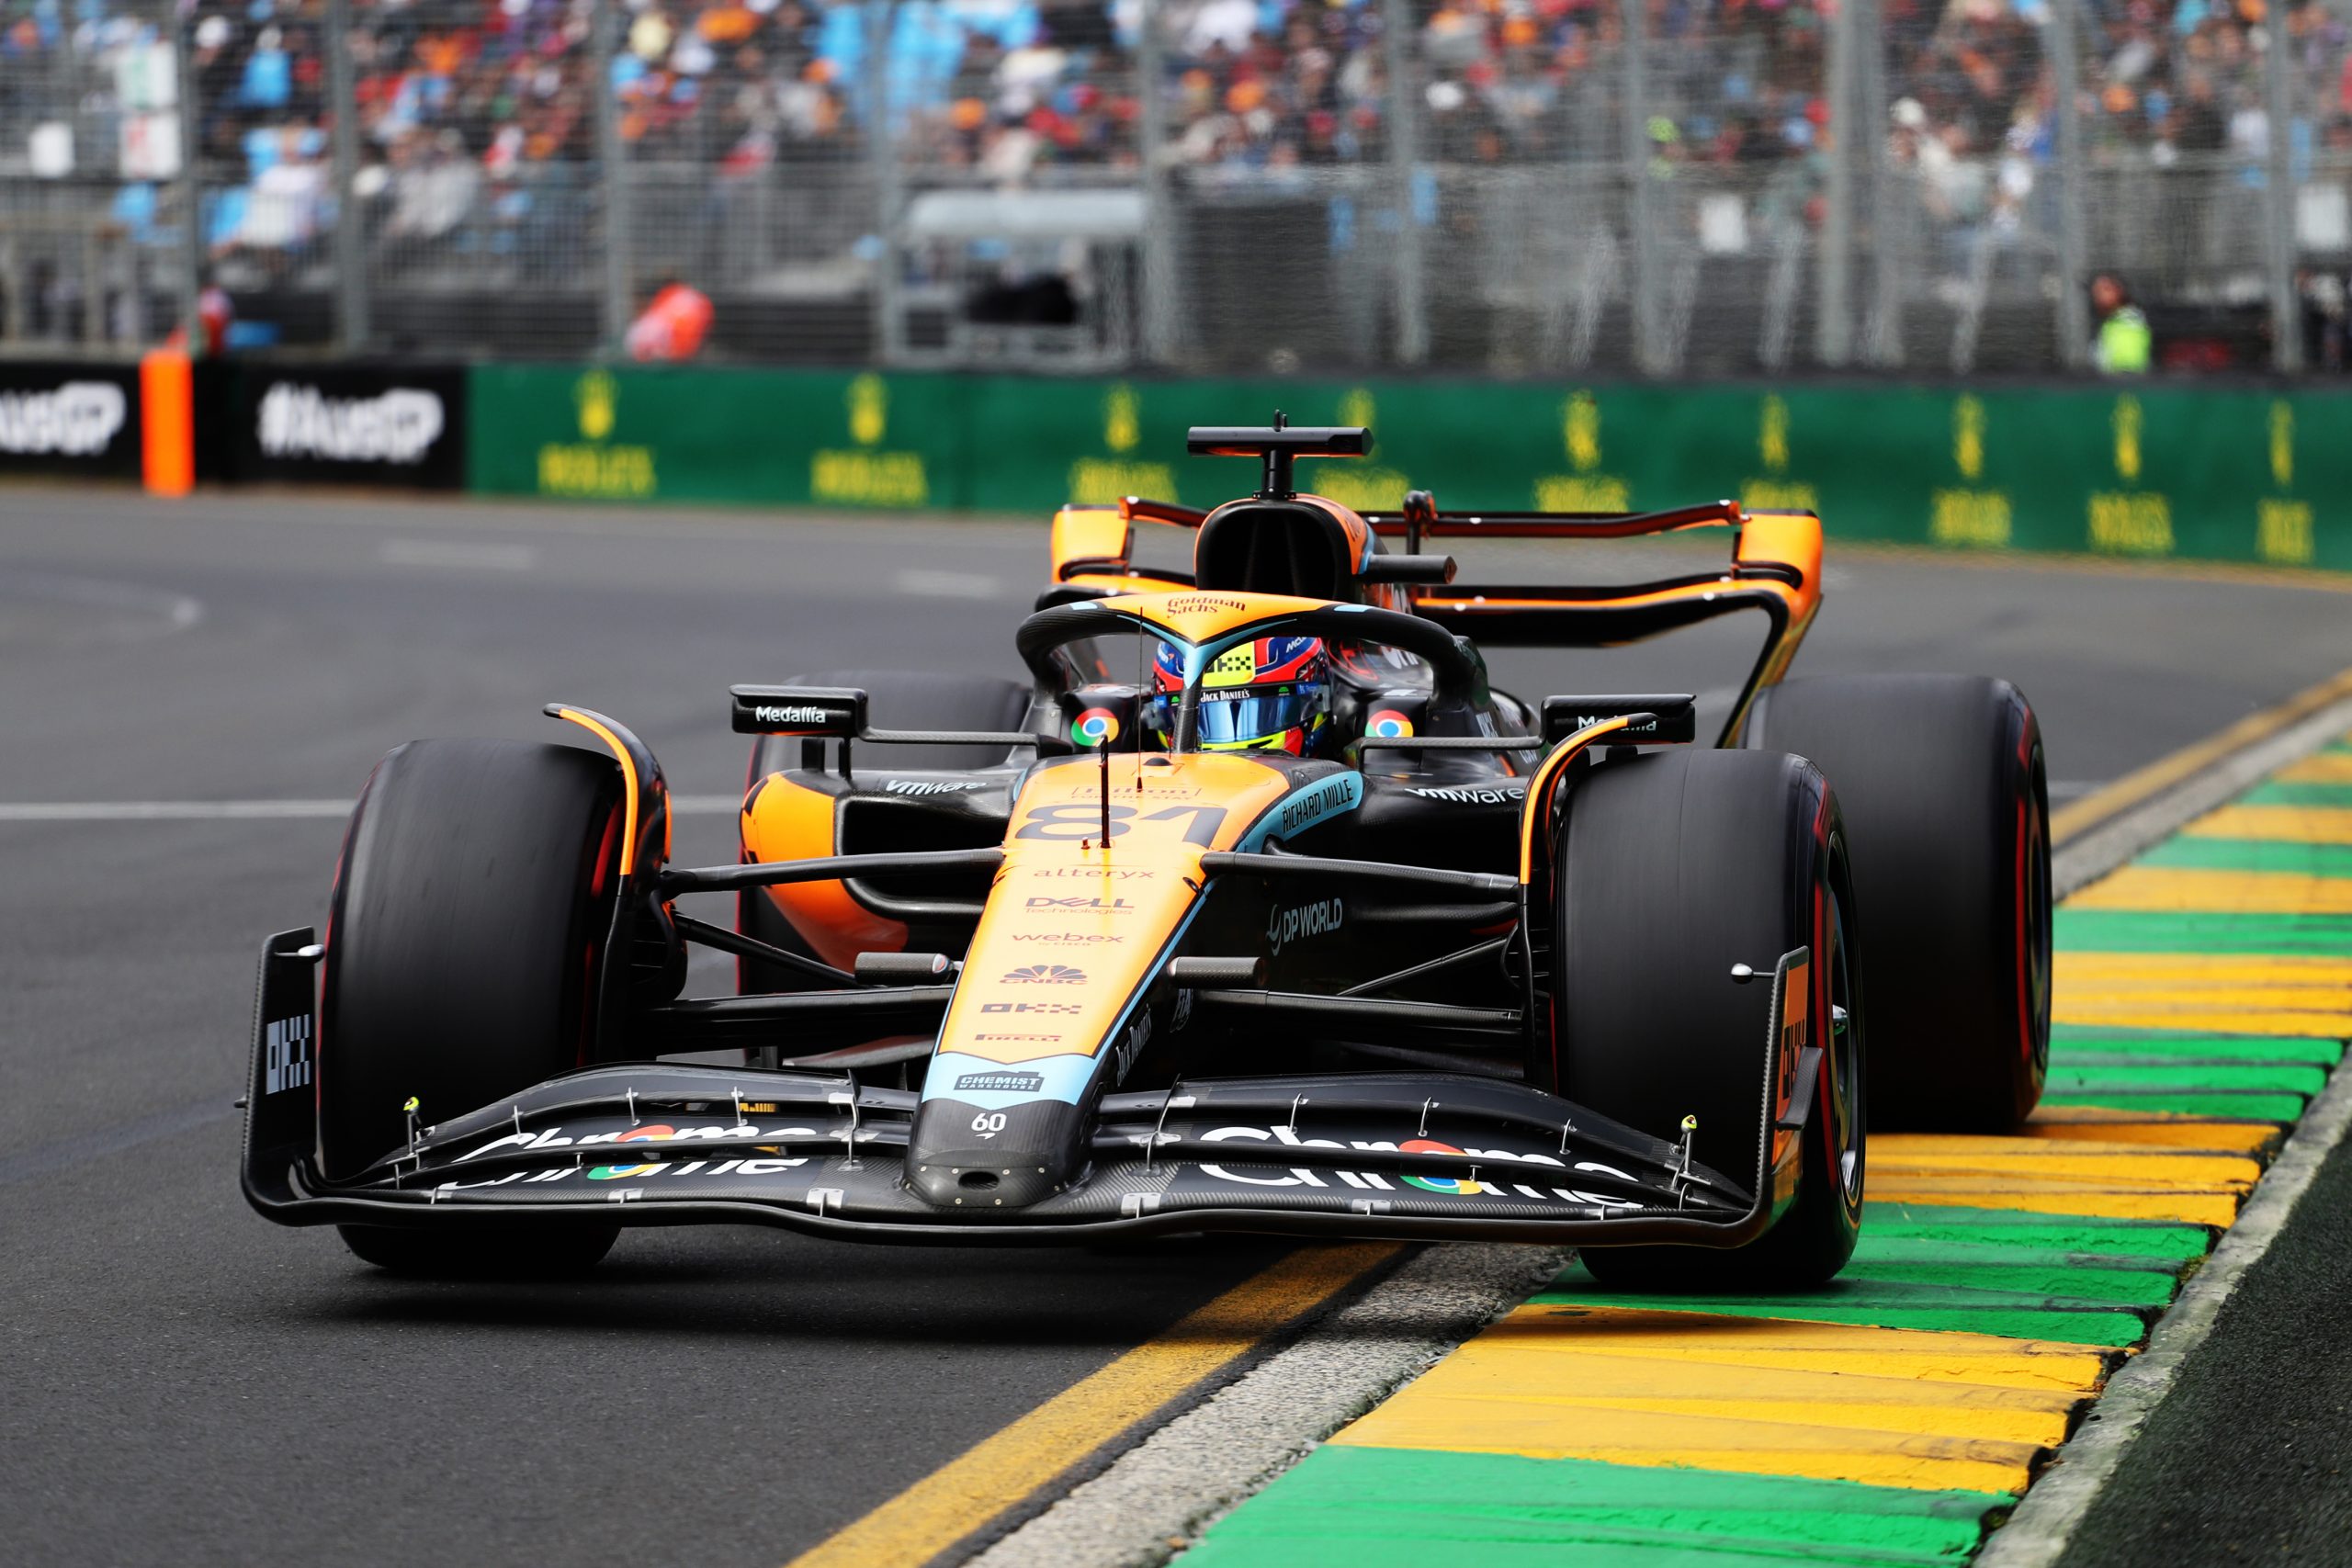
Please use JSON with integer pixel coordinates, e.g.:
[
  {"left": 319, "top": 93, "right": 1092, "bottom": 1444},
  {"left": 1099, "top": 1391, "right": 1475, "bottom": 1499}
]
[{"left": 6, "top": 488, "right": 2352, "bottom": 1567}]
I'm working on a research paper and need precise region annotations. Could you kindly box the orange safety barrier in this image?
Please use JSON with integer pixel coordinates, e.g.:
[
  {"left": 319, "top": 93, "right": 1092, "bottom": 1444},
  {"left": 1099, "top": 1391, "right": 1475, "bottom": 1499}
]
[{"left": 139, "top": 349, "right": 194, "bottom": 497}]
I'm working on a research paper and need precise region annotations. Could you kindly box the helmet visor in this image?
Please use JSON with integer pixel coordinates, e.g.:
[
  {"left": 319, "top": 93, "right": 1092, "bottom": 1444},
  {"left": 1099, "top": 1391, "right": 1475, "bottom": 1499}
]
[{"left": 1195, "top": 686, "right": 1318, "bottom": 747}]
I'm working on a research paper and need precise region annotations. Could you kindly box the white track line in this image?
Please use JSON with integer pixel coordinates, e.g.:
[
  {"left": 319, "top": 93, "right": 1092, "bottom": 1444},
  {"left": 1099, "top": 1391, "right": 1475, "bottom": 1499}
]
[
  {"left": 378, "top": 537, "right": 537, "bottom": 570},
  {"left": 0, "top": 795, "right": 744, "bottom": 822},
  {"left": 893, "top": 569, "right": 1003, "bottom": 599},
  {"left": 982, "top": 691, "right": 2352, "bottom": 1568},
  {"left": 5, "top": 572, "right": 205, "bottom": 637}
]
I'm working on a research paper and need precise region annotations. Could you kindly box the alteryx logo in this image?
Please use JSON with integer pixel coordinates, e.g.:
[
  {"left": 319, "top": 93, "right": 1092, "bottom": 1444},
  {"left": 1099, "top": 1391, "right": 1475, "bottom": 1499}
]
[{"left": 263, "top": 1016, "right": 311, "bottom": 1095}]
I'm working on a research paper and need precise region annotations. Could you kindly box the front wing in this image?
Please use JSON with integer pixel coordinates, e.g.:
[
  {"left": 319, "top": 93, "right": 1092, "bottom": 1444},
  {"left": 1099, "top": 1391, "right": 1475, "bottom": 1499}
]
[{"left": 243, "top": 929, "right": 1815, "bottom": 1248}]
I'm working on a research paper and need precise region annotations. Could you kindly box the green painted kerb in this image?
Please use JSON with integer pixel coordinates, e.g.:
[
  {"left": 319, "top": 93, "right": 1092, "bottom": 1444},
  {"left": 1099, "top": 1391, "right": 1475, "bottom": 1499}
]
[
  {"left": 465, "top": 366, "right": 2352, "bottom": 571},
  {"left": 1181, "top": 1445, "right": 2011, "bottom": 1568}
]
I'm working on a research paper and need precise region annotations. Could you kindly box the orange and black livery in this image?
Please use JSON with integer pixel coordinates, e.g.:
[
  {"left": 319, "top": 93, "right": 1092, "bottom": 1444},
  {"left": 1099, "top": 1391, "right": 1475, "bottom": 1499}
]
[{"left": 241, "top": 415, "right": 2049, "bottom": 1285}]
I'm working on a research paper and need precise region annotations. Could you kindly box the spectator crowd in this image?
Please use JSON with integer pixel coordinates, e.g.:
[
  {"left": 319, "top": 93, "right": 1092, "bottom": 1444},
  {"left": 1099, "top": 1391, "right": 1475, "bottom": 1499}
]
[{"left": 0, "top": 0, "right": 2347, "bottom": 345}]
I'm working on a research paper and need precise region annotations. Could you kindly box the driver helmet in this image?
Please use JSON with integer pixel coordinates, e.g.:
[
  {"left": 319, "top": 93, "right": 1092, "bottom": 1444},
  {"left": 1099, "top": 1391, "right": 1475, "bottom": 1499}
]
[{"left": 1152, "top": 637, "right": 1332, "bottom": 756}]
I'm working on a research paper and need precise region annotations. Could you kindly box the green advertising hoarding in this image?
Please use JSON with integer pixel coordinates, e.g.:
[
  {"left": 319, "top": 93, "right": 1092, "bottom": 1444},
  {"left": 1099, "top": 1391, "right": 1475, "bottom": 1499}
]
[{"left": 469, "top": 365, "right": 2351, "bottom": 570}]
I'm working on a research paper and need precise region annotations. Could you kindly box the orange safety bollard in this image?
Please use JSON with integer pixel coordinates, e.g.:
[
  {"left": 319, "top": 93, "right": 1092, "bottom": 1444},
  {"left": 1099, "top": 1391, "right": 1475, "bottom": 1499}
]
[{"left": 139, "top": 348, "right": 195, "bottom": 497}]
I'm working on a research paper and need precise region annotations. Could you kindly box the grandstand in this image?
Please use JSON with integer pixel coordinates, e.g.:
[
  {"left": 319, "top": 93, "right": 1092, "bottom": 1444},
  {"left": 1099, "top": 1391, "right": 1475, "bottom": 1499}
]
[{"left": 0, "top": 0, "right": 2345, "bottom": 374}]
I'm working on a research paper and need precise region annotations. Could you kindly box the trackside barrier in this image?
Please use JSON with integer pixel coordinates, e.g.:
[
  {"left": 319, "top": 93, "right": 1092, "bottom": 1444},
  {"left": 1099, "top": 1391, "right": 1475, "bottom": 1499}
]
[
  {"left": 30, "top": 357, "right": 2352, "bottom": 572},
  {"left": 0, "top": 358, "right": 469, "bottom": 493},
  {"left": 464, "top": 366, "right": 2352, "bottom": 571}
]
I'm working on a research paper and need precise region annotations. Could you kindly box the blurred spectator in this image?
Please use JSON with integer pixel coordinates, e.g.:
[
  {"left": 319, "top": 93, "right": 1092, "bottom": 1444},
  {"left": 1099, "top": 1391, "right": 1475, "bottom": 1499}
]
[
  {"left": 2091, "top": 272, "right": 2153, "bottom": 373},
  {"left": 198, "top": 283, "right": 235, "bottom": 356},
  {"left": 627, "top": 276, "right": 715, "bottom": 359},
  {"left": 382, "top": 130, "right": 482, "bottom": 251}
]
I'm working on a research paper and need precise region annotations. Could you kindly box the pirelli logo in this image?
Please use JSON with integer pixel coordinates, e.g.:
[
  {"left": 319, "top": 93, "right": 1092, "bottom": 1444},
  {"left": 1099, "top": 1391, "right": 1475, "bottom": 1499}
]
[{"left": 265, "top": 1016, "right": 312, "bottom": 1096}]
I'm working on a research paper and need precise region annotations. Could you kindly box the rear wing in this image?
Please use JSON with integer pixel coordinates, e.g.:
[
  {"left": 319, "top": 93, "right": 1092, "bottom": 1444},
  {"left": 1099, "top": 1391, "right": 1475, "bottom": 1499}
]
[{"left": 1364, "top": 497, "right": 1822, "bottom": 747}]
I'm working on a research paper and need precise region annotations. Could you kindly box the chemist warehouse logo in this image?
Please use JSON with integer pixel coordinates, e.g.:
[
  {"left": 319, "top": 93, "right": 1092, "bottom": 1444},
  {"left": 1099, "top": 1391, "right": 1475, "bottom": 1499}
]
[{"left": 1193, "top": 1125, "right": 1643, "bottom": 1208}]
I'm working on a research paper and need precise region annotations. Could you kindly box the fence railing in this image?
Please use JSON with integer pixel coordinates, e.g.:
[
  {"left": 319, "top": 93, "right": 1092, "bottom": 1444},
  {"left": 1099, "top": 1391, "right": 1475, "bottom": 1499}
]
[{"left": 0, "top": 0, "right": 2342, "bottom": 376}]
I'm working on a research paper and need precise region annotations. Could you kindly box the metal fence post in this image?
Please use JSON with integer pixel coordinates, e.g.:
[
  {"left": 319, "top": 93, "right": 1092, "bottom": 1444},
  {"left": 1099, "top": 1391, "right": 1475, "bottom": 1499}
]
[
  {"left": 325, "top": 0, "right": 368, "bottom": 353},
  {"left": 2049, "top": 0, "right": 2088, "bottom": 369},
  {"left": 1381, "top": 0, "right": 1427, "bottom": 366},
  {"left": 1620, "top": 0, "right": 1659, "bottom": 374},
  {"left": 1815, "top": 0, "right": 1857, "bottom": 366},
  {"left": 1859, "top": 0, "right": 1905, "bottom": 366},
  {"left": 175, "top": 3, "right": 203, "bottom": 351},
  {"left": 867, "top": 0, "right": 902, "bottom": 364},
  {"left": 592, "top": 0, "right": 630, "bottom": 355},
  {"left": 2265, "top": 0, "right": 2301, "bottom": 372},
  {"left": 1136, "top": 5, "right": 1175, "bottom": 367}
]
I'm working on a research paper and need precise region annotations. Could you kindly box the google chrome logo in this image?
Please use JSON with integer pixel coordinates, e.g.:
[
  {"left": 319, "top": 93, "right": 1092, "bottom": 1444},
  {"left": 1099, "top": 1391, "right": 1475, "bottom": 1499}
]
[
  {"left": 1367, "top": 708, "right": 1415, "bottom": 739},
  {"left": 1071, "top": 707, "right": 1122, "bottom": 747},
  {"left": 1399, "top": 1136, "right": 1494, "bottom": 1196}
]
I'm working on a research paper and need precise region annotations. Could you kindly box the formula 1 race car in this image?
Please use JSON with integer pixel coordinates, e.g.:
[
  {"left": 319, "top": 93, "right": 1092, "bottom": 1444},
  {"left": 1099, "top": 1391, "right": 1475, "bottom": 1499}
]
[{"left": 243, "top": 421, "right": 2051, "bottom": 1287}]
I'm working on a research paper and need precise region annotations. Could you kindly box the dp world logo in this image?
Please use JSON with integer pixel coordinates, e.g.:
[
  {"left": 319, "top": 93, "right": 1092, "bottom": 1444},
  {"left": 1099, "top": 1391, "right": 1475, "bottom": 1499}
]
[{"left": 1002, "top": 964, "right": 1086, "bottom": 985}]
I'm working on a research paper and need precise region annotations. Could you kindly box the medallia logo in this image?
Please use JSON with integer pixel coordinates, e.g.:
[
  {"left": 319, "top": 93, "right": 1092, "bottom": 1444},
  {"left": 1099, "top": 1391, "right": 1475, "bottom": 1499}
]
[{"left": 1002, "top": 964, "right": 1087, "bottom": 984}]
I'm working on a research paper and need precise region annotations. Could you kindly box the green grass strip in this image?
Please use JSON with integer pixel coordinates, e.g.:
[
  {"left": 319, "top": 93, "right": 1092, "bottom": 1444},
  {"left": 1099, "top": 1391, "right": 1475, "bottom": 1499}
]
[
  {"left": 1863, "top": 1204, "right": 2212, "bottom": 1258},
  {"left": 2050, "top": 1029, "right": 2343, "bottom": 1065},
  {"left": 2044, "top": 1062, "right": 2327, "bottom": 1093},
  {"left": 2039, "top": 1089, "right": 2305, "bottom": 1119},
  {"left": 1183, "top": 1446, "right": 2008, "bottom": 1568},
  {"left": 2055, "top": 909, "right": 2352, "bottom": 953}
]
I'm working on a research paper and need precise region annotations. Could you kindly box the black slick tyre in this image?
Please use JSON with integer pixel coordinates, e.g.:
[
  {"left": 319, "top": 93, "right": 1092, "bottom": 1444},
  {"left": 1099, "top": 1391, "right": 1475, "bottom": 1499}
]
[
  {"left": 1552, "top": 748, "right": 1864, "bottom": 1290},
  {"left": 738, "top": 669, "right": 1030, "bottom": 994},
  {"left": 1741, "top": 674, "right": 2050, "bottom": 1131},
  {"left": 320, "top": 737, "right": 627, "bottom": 1275}
]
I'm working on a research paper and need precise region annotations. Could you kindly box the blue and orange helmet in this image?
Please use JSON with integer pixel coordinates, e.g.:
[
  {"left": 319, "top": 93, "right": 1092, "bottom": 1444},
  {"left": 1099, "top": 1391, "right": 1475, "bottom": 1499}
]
[{"left": 1151, "top": 637, "right": 1331, "bottom": 755}]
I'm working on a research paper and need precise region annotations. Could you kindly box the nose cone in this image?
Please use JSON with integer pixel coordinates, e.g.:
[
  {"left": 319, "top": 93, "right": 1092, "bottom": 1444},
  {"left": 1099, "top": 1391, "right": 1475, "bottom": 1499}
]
[{"left": 905, "top": 1095, "right": 1089, "bottom": 1209}]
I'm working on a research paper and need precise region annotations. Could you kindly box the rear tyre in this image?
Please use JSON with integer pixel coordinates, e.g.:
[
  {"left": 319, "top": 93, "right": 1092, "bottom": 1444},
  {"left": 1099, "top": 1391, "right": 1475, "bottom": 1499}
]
[
  {"left": 1742, "top": 674, "right": 2049, "bottom": 1131},
  {"left": 738, "top": 669, "right": 1031, "bottom": 995},
  {"left": 1553, "top": 749, "right": 1864, "bottom": 1291},
  {"left": 321, "top": 738, "right": 627, "bottom": 1276}
]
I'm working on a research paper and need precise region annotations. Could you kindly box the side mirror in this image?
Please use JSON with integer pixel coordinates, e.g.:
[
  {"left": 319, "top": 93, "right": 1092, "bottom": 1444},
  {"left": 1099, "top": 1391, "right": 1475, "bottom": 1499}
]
[
  {"left": 1541, "top": 694, "right": 1697, "bottom": 745},
  {"left": 730, "top": 685, "right": 867, "bottom": 738}
]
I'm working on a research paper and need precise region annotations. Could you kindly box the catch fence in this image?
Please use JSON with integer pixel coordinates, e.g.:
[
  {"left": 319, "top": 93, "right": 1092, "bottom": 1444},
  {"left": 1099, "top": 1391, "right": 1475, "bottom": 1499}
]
[{"left": 1, "top": 0, "right": 2344, "bottom": 376}]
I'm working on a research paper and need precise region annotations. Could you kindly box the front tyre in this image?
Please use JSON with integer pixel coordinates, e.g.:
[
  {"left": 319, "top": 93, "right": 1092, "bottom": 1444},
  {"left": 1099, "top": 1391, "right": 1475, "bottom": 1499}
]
[
  {"left": 320, "top": 738, "right": 628, "bottom": 1276},
  {"left": 1551, "top": 749, "right": 1864, "bottom": 1290}
]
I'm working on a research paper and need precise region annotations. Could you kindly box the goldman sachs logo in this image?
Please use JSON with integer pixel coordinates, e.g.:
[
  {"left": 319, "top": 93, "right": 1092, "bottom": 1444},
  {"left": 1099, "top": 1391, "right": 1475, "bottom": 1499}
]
[{"left": 257, "top": 383, "right": 445, "bottom": 464}]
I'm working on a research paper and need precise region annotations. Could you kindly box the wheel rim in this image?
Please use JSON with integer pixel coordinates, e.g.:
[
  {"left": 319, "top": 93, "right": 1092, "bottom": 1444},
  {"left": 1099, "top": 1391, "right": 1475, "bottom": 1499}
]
[
  {"left": 2024, "top": 751, "right": 2053, "bottom": 1080},
  {"left": 1825, "top": 873, "right": 1864, "bottom": 1210}
]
